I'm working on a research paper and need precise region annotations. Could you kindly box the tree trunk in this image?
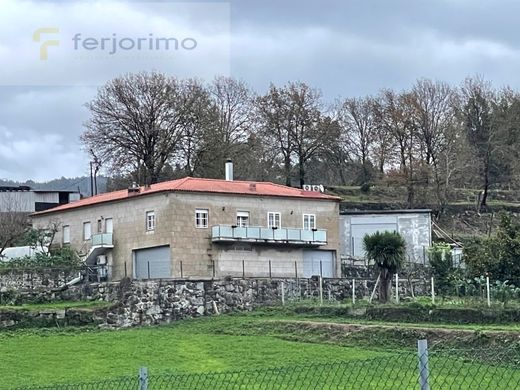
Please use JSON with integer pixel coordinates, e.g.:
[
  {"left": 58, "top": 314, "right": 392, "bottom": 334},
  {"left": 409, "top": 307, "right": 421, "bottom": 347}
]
[
  {"left": 299, "top": 159, "right": 305, "bottom": 188},
  {"left": 379, "top": 269, "right": 393, "bottom": 303},
  {"left": 284, "top": 155, "right": 292, "bottom": 186}
]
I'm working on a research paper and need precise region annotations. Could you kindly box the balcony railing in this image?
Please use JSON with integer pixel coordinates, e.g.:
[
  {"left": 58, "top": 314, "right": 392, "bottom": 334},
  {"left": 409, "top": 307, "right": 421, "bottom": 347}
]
[
  {"left": 91, "top": 233, "right": 113, "bottom": 247},
  {"left": 211, "top": 225, "right": 327, "bottom": 246}
]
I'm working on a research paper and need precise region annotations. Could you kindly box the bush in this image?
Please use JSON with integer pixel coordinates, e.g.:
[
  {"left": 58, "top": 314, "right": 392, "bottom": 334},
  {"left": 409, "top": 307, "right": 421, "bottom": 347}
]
[
  {"left": 463, "top": 213, "right": 520, "bottom": 286},
  {"left": 0, "top": 246, "right": 81, "bottom": 270}
]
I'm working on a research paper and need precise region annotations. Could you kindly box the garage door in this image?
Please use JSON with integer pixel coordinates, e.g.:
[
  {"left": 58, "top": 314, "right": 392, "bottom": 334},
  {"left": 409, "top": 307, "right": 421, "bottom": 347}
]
[
  {"left": 303, "top": 250, "right": 334, "bottom": 278},
  {"left": 350, "top": 216, "right": 397, "bottom": 258},
  {"left": 134, "top": 246, "right": 171, "bottom": 279}
]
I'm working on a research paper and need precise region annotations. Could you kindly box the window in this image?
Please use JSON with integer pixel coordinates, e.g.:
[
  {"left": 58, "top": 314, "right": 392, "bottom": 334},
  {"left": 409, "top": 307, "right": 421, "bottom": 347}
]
[
  {"left": 97, "top": 219, "right": 103, "bottom": 233},
  {"left": 62, "top": 225, "right": 70, "bottom": 244},
  {"left": 303, "top": 214, "right": 316, "bottom": 230},
  {"left": 105, "top": 218, "right": 113, "bottom": 233},
  {"left": 236, "top": 211, "right": 250, "bottom": 227},
  {"left": 195, "top": 209, "right": 209, "bottom": 228},
  {"left": 146, "top": 211, "right": 155, "bottom": 231},
  {"left": 267, "top": 212, "right": 281, "bottom": 228},
  {"left": 83, "top": 221, "right": 91, "bottom": 241}
]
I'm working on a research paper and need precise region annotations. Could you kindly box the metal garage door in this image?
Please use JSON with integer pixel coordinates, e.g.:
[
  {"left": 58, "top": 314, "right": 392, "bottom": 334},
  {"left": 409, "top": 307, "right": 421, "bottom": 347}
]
[
  {"left": 134, "top": 246, "right": 171, "bottom": 279},
  {"left": 350, "top": 216, "right": 397, "bottom": 258},
  {"left": 303, "top": 250, "right": 334, "bottom": 278}
]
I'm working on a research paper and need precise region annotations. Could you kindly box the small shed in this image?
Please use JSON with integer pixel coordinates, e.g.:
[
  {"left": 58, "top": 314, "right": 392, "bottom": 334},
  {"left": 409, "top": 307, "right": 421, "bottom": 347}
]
[{"left": 340, "top": 210, "right": 432, "bottom": 264}]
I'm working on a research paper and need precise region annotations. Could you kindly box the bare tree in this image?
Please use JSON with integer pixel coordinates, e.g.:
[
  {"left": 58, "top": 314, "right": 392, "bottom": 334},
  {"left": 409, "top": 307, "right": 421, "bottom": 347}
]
[
  {"left": 338, "top": 96, "right": 377, "bottom": 184},
  {"left": 256, "top": 84, "right": 295, "bottom": 186},
  {"left": 460, "top": 77, "right": 506, "bottom": 209},
  {"left": 82, "top": 72, "right": 212, "bottom": 185},
  {"left": 0, "top": 194, "right": 29, "bottom": 257},
  {"left": 410, "top": 79, "right": 458, "bottom": 209}
]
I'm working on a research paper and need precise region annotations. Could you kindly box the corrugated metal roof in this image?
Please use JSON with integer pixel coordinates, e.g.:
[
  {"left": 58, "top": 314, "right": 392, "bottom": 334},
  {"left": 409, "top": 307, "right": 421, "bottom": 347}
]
[
  {"left": 341, "top": 209, "right": 432, "bottom": 215},
  {"left": 32, "top": 177, "right": 340, "bottom": 216}
]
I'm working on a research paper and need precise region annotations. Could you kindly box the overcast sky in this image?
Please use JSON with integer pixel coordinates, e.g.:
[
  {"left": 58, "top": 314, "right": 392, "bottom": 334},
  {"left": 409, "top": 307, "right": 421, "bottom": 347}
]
[{"left": 1, "top": 0, "right": 520, "bottom": 181}]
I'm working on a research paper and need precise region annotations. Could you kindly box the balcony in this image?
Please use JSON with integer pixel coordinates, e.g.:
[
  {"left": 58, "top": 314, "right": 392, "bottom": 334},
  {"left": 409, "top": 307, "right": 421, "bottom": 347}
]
[
  {"left": 91, "top": 233, "right": 113, "bottom": 247},
  {"left": 211, "top": 225, "right": 327, "bottom": 246},
  {"left": 84, "top": 233, "right": 114, "bottom": 265}
]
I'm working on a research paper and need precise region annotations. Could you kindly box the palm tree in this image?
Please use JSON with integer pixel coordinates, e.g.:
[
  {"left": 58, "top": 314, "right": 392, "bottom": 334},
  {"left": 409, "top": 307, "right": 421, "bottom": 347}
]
[{"left": 363, "top": 231, "right": 406, "bottom": 303}]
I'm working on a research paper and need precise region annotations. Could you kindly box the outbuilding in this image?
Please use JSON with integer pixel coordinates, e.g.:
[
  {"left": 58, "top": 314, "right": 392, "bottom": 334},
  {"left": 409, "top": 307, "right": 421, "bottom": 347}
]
[{"left": 340, "top": 210, "right": 432, "bottom": 264}]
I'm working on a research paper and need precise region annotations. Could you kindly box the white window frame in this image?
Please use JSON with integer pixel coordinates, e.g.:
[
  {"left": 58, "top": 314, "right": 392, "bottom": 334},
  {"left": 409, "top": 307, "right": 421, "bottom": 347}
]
[
  {"left": 267, "top": 212, "right": 281, "bottom": 229},
  {"left": 146, "top": 211, "right": 155, "bottom": 231},
  {"left": 303, "top": 214, "right": 316, "bottom": 230},
  {"left": 195, "top": 209, "right": 209, "bottom": 228},
  {"left": 62, "top": 225, "right": 70, "bottom": 244},
  {"left": 83, "top": 221, "right": 91, "bottom": 241},
  {"left": 236, "top": 211, "right": 250, "bottom": 227}
]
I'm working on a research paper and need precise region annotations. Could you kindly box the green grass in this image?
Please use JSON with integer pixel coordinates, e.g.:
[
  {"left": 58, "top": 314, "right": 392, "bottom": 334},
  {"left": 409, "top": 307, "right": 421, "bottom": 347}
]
[
  {"left": 1, "top": 313, "right": 518, "bottom": 389},
  {"left": 0, "top": 316, "right": 389, "bottom": 389},
  {"left": 0, "top": 301, "right": 112, "bottom": 311}
]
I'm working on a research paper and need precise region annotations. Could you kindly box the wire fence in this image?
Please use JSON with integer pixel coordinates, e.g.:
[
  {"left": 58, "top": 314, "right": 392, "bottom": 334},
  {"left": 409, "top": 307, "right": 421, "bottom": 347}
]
[{"left": 15, "top": 341, "right": 520, "bottom": 390}]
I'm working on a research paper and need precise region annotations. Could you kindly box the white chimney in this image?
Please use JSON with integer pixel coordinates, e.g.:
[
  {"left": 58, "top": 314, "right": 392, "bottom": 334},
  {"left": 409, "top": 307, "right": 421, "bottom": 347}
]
[{"left": 225, "top": 159, "right": 233, "bottom": 181}]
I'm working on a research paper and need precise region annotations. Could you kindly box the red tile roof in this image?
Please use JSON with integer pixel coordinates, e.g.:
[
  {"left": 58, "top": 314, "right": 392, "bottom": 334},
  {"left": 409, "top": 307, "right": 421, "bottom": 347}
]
[{"left": 32, "top": 177, "right": 340, "bottom": 215}]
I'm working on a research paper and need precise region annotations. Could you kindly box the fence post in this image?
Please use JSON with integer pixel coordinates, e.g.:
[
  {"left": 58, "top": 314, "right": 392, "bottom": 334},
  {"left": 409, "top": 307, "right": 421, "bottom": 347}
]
[
  {"left": 269, "top": 260, "right": 272, "bottom": 279},
  {"left": 242, "top": 260, "right": 245, "bottom": 279},
  {"left": 147, "top": 261, "right": 151, "bottom": 280},
  {"left": 431, "top": 277, "right": 435, "bottom": 304},
  {"left": 319, "top": 276, "right": 323, "bottom": 305},
  {"left": 417, "top": 339, "right": 430, "bottom": 390},
  {"left": 486, "top": 276, "right": 491, "bottom": 307},
  {"left": 352, "top": 278, "right": 356, "bottom": 305},
  {"left": 281, "top": 281, "right": 285, "bottom": 305},
  {"left": 180, "top": 261, "right": 183, "bottom": 279},
  {"left": 395, "top": 273, "right": 399, "bottom": 304},
  {"left": 139, "top": 367, "right": 148, "bottom": 390}
]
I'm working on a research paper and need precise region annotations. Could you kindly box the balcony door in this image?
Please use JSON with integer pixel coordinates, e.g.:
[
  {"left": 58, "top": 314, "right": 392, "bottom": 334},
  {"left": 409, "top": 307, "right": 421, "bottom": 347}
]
[{"left": 105, "top": 218, "right": 113, "bottom": 233}]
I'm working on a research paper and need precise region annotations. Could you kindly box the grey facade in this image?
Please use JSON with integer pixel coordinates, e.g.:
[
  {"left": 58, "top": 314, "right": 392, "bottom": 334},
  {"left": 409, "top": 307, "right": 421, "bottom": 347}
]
[
  {"left": 0, "top": 186, "right": 80, "bottom": 213},
  {"left": 340, "top": 210, "right": 432, "bottom": 264}
]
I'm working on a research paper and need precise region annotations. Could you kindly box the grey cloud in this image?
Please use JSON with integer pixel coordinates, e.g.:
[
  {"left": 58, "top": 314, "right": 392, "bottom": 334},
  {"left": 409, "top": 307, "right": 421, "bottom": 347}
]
[{"left": 2, "top": 0, "right": 520, "bottom": 180}]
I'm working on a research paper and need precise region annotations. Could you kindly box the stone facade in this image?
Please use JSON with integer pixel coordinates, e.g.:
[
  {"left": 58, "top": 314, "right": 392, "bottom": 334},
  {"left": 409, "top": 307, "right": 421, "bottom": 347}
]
[{"left": 32, "top": 190, "right": 340, "bottom": 280}]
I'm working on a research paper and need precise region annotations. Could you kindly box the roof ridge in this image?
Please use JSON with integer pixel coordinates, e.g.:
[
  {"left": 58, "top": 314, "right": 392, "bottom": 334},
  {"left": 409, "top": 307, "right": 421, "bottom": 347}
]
[{"left": 183, "top": 177, "right": 260, "bottom": 184}]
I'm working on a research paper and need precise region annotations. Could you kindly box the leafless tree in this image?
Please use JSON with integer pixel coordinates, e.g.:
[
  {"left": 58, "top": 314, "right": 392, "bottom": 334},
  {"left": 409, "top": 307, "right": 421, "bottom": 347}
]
[
  {"left": 0, "top": 194, "right": 29, "bottom": 257},
  {"left": 338, "top": 96, "right": 377, "bottom": 184},
  {"left": 256, "top": 84, "right": 295, "bottom": 186},
  {"left": 410, "top": 79, "right": 459, "bottom": 209},
  {"left": 82, "top": 72, "right": 213, "bottom": 185}
]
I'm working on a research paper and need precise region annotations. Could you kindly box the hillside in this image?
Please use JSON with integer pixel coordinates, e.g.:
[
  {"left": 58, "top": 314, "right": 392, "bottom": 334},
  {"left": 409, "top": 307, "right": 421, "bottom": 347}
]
[{"left": 330, "top": 185, "right": 520, "bottom": 241}]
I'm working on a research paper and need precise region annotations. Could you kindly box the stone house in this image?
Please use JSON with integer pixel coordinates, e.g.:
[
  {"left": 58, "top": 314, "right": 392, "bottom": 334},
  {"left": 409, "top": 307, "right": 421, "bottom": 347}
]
[{"left": 31, "top": 173, "right": 341, "bottom": 280}]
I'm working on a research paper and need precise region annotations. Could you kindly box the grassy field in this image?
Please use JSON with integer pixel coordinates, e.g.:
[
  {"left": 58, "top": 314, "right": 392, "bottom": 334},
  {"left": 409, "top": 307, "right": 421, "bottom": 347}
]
[
  {"left": 1, "top": 309, "right": 519, "bottom": 389},
  {"left": 0, "top": 316, "right": 391, "bottom": 389}
]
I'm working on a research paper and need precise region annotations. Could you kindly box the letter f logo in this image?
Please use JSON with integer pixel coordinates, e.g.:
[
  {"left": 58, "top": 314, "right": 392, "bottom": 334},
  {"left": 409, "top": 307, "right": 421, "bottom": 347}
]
[{"left": 33, "top": 27, "right": 59, "bottom": 60}]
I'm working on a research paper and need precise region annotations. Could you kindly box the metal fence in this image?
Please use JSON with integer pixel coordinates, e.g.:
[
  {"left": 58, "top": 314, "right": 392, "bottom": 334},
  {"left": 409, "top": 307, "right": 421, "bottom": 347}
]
[{"left": 15, "top": 340, "right": 520, "bottom": 390}]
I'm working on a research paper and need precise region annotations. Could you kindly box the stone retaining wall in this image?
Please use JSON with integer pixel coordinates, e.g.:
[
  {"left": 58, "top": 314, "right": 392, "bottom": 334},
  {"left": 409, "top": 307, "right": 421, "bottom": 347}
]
[{"left": 0, "top": 275, "right": 432, "bottom": 328}]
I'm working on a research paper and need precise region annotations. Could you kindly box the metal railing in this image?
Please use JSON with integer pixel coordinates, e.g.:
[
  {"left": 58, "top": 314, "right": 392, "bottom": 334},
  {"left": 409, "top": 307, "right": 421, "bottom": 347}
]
[{"left": 211, "top": 225, "right": 327, "bottom": 245}]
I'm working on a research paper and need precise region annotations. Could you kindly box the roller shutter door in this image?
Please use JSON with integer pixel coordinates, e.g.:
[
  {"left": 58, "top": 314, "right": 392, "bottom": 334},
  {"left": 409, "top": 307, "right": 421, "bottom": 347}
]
[
  {"left": 350, "top": 215, "right": 398, "bottom": 258},
  {"left": 303, "top": 250, "right": 335, "bottom": 278},
  {"left": 135, "top": 246, "right": 171, "bottom": 279}
]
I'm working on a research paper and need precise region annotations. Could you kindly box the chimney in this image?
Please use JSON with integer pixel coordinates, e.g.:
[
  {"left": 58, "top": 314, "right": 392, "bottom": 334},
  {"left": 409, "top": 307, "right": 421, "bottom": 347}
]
[
  {"left": 225, "top": 159, "right": 233, "bottom": 181},
  {"left": 128, "top": 182, "right": 140, "bottom": 196}
]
